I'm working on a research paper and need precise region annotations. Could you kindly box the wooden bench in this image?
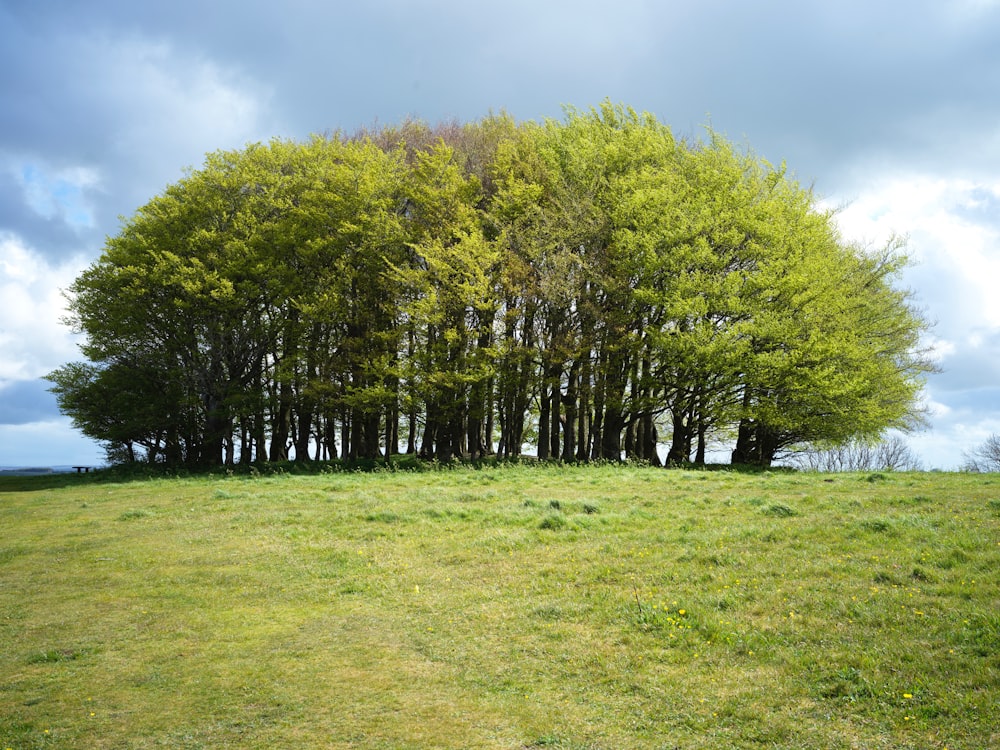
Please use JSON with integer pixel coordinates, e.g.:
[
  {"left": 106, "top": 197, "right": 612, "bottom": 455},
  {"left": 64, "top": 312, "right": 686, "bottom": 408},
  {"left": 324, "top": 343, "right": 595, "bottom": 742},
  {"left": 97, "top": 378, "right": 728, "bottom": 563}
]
[{"left": 72, "top": 466, "right": 92, "bottom": 473}]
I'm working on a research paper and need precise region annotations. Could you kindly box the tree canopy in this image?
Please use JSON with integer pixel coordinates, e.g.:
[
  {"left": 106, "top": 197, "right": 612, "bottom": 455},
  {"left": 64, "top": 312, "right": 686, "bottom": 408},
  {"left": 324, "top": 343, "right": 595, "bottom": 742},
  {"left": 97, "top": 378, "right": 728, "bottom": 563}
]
[{"left": 49, "top": 103, "right": 934, "bottom": 468}]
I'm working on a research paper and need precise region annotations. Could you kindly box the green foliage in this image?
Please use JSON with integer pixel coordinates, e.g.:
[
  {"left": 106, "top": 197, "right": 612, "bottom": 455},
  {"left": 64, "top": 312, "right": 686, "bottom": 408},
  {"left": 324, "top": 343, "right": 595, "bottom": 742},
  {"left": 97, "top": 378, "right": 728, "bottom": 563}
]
[{"left": 51, "top": 102, "right": 932, "bottom": 470}]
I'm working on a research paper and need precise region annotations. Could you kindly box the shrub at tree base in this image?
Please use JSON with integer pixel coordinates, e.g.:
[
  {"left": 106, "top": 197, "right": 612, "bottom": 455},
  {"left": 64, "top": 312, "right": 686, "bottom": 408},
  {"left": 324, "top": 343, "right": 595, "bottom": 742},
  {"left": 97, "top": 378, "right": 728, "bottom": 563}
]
[{"left": 48, "top": 102, "right": 933, "bottom": 469}]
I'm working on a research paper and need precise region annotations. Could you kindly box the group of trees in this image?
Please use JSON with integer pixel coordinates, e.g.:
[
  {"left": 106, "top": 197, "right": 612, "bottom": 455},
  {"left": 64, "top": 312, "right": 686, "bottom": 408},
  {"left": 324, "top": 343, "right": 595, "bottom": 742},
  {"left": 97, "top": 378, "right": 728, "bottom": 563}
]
[
  {"left": 49, "top": 103, "right": 933, "bottom": 468},
  {"left": 790, "top": 434, "right": 924, "bottom": 472},
  {"left": 962, "top": 434, "right": 1000, "bottom": 472}
]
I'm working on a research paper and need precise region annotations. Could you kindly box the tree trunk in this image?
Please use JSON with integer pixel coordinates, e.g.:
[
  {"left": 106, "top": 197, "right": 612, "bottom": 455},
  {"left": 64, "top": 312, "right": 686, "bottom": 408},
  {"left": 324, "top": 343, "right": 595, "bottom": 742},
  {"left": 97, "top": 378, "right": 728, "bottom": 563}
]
[
  {"left": 537, "top": 378, "right": 550, "bottom": 460},
  {"left": 549, "top": 365, "right": 561, "bottom": 460},
  {"left": 385, "top": 399, "right": 399, "bottom": 456},
  {"left": 731, "top": 418, "right": 779, "bottom": 468},
  {"left": 203, "top": 392, "right": 228, "bottom": 467},
  {"left": 590, "top": 348, "right": 607, "bottom": 460},
  {"left": 419, "top": 407, "right": 438, "bottom": 459},
  {"left": 562, "top": 359, "right": 579, "bottom": 462},
  {"left": 601, "top": 409, "right": 624, "bottom": 460},
  {"left": 484, "top": 375, "right": 495, "bottom": 456},
  {"left": 294, "top": 406, "right": 312, "bottom": 461},
  {"left": 641, "top": 412, "right": 661, "bottom": 466},
  {"left": 667, "top": 406, "right": 690, "bottom": 465},
  {"left": 270, "top": 382, "right": 291, "bottom": 462},
  {"left": 576, "top": 353, "right": 591, "bottom": 462},
  {"left": 406, "top": 406, "right": 417, "bottom": 454},
  {"left": 340, "top": 408, "right": 350, "bottom": 460}
]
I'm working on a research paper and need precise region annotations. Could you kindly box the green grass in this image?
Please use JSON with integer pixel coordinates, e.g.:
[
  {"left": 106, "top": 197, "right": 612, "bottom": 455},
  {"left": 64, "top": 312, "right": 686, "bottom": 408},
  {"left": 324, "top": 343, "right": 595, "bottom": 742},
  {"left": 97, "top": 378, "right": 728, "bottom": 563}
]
[{"left": 1, "top": 465, "right": 997, "bottom": 749}]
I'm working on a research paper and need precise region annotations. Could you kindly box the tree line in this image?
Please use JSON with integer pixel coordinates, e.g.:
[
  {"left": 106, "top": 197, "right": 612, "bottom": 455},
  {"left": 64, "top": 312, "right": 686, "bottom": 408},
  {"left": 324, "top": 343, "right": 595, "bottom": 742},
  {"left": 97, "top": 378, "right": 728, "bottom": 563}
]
[{"left": 48, "top": 103, "right": 933, "bottom": 468}]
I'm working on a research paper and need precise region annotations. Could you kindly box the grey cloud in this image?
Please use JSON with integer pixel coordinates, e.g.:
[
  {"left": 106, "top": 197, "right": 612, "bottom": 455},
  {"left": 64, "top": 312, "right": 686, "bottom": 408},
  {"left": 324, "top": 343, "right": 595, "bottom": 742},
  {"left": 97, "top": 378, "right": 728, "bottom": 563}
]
[
  {"left": 0, "top": 378, "right": 61, "bottom": 426},
  {"left": 3, "top": 0, "right": 1000, "bottom": 468},
  {"left": 953, "top": 187, "right": 1000, "bottom": 226},
  {"left": 6, "top": 0, "right": 999, "bottom": 192},
  {"left": 931, "top": 329, "right": 1000, "bottom": 393},
  {"left": 936, "top": 386, "right": 1000, "bottom": 414},
  {"left": 0, "top": 170, "right": 98, "bottom": 260},
  {"left": 2, "top": 10, "right": 279, "bottom": 262}
]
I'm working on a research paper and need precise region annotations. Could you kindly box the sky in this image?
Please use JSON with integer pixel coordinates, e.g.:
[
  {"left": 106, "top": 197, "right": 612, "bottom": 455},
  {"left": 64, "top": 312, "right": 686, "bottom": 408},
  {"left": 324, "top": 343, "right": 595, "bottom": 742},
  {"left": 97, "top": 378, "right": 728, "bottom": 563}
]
[{"left": 1, "top": 0, "right": 999, "bottom": 469}]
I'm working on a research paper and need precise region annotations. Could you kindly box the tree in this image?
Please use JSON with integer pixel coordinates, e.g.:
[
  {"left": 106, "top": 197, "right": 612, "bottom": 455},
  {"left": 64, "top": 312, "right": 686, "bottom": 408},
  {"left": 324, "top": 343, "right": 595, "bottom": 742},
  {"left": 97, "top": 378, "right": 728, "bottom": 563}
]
[
  {"left": 59, "top": 141, "right": 315, "bottom": 466},
  {"left": 394, "top": 141, "right": 497, "bottom": 461},
  {"left": 792, "top": 434, "right": 924, "bottom": 472},
  {"left": 51, "top": 105, "right": 933, "bottom": 469},
  {"left": 289, "top": 136, "right": 410, "bottom": 461},
  {"left": 727, "top": 191, "right": 933, "bottom": 466},
  {"left": 46, "top": 359, "right": 190, "bottom": 464},
  {"left": 616, "top": 129, "right": 761, "bottom": 465},
  {"left": 962, "top": 433, "right": 1000, "bottom": 472}
]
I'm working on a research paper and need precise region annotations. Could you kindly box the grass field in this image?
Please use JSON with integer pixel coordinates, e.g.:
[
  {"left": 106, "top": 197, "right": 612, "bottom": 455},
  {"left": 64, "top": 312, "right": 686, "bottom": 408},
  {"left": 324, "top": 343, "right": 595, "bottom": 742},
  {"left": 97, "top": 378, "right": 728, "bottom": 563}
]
[{"left": 1, "top": 464, "right": 997, "bottom": 749}]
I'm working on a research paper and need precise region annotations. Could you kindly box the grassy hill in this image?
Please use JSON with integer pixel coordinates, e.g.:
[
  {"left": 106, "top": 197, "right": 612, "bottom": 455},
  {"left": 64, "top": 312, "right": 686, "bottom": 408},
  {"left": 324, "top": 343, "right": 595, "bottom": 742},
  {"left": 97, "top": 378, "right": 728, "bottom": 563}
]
[{"left": 1, "top": 465, "right": 997, "bottom": 748}]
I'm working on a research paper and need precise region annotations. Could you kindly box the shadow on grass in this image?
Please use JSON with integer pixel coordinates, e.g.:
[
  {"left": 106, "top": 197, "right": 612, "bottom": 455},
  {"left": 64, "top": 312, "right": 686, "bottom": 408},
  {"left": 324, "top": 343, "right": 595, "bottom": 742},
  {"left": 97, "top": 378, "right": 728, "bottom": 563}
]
[
  {"left": 0, "top": 455, "right": 792, "bottom": 492},
  {"left": 0, "top": 454, "right": 432, "bottom": 491}
]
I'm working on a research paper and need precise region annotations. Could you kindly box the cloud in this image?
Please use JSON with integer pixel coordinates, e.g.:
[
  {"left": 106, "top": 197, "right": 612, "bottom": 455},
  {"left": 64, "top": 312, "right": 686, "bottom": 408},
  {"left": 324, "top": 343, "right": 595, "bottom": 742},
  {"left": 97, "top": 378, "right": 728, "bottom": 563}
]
[
  {"left": 932, "top": 331, "right": 1000, "bottom": 393},
  {"left": 0, "top": 378, "right": 62, "bottom": 426},
  {"left": 2, "top": 0, "right": 1000, "bottom": 469},
  {"left": 88, "top": 34, "right": 272, "bottom": 160},
  {"left": 908, "top": 389, "right": 1000, "bottom": 470},
  {"left": 1, "top": 14, "right": 275, "bottom": 263},
  {"left": 17, "top": 163, "right": 100, "bottom": 227},
  {"left": 827, "top": 171, "right": 1000, "bottom": 469},
  {"left": 0, "top": 233, "right": 87, "bottom": 383},
  {"left": 831, "top": 174, "right": 1000, "bottom": 334},
  {"left": 0, "top": 419, "right": 104, "bottom": 467},
  {"left": 0, "top": 162, "right": 99, "bottom": 260}
]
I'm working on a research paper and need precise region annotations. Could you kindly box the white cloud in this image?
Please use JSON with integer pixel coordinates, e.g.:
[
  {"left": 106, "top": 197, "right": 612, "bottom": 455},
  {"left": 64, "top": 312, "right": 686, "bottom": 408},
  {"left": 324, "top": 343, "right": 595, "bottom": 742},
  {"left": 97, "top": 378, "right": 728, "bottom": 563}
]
[
  {"left": 925, "top": 398, "right": 952, "bottom": 419},
  {"left": 88, "top": 33, "right": 274, "bottom": 175},
  {"left": 0, "top": 25, "right": 277, "bottom": 464},
  {"left": 823, "top": 172, "right": 1000, "bottom": 470},
  {"left": 924, "top": 335, "right": 956, "bottom": 363},
  {"left": 831, "top": 174, "right": 1000, "bottom": 329},
  {"left": 0, "top": 233, "right": 86, "bottom": 382}
]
